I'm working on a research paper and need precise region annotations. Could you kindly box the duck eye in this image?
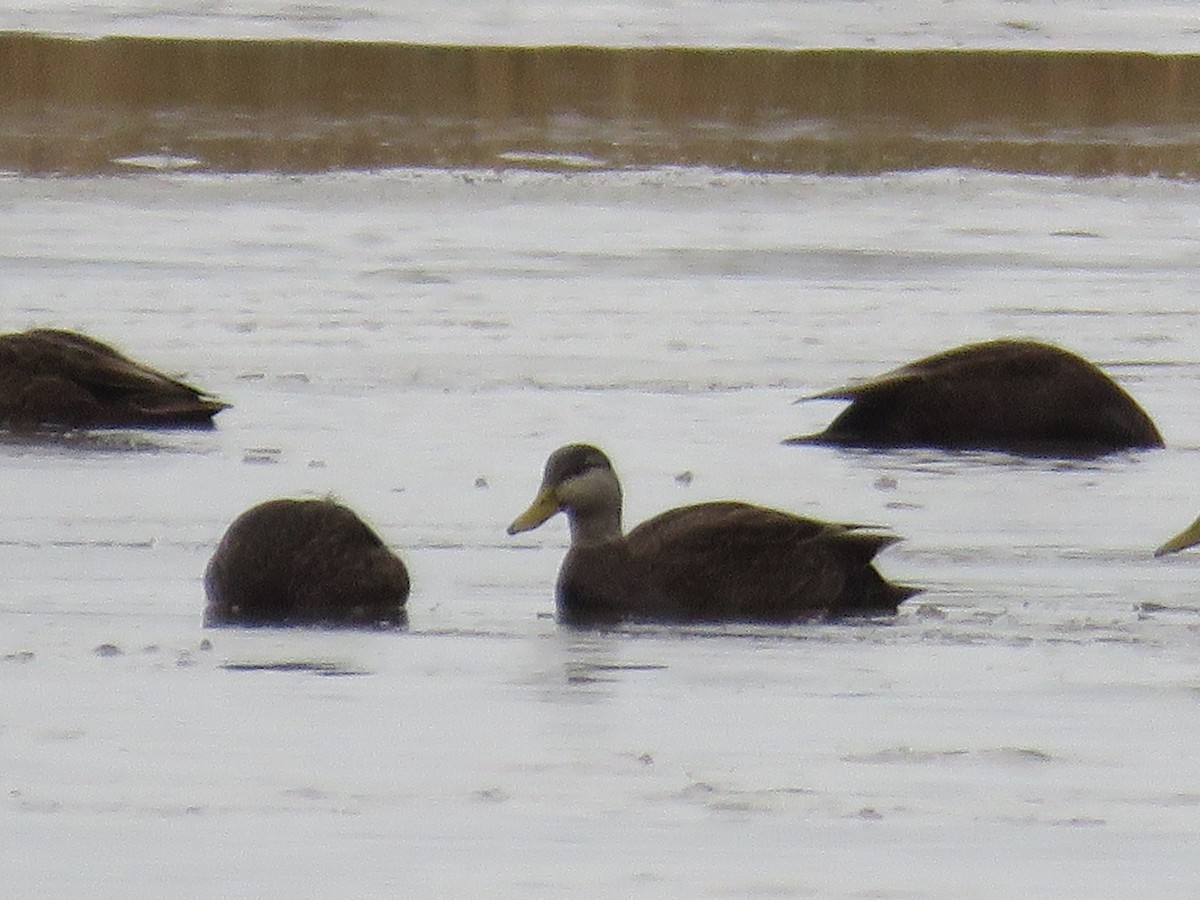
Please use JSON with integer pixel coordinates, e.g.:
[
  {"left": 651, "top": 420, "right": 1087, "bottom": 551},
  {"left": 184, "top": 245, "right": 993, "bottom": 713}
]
[{"left": 563, "top": 460, "right": 597, "bottom": 481}]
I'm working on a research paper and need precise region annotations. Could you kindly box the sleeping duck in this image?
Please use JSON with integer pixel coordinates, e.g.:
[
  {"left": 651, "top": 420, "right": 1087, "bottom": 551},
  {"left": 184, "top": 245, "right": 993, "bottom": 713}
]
[
  {"left": 786, "top": 339, "right": 1162, "bottom": 457},
  {"left": 205, "top": 498, "right": 410, "bottom": 628},
  {"left": 0, "top": 328, "right": 227, "bottom": 429}
]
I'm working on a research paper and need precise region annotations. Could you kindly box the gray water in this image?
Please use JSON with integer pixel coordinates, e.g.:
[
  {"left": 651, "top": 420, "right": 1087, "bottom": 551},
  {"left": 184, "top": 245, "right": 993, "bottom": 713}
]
[{"left": 1, "top": 168, "right": 1199, "bottom": 896}]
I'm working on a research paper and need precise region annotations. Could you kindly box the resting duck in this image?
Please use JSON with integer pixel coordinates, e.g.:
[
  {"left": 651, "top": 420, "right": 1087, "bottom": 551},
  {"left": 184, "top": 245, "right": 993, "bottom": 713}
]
[
  {"left": 0, "top": 328, "right": 227, "bottom": 429},
  {"left": 204, "top": 498, "right": 410, "bottom": 628},
  {"left": 785, "top": 339, "right": 1162, "bottom": 457},
  {"left": 508, "top": 443, "right": 916, "bottom": 627}
]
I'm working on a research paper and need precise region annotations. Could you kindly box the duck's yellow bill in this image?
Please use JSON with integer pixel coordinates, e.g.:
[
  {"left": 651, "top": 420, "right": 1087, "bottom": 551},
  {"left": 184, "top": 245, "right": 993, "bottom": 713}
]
[
  {"left": 1155, "top": 515, "right": 1200, "bottom": 557},
  {"left": 507, "top": 487, "right": 560, "bottom": 535}
]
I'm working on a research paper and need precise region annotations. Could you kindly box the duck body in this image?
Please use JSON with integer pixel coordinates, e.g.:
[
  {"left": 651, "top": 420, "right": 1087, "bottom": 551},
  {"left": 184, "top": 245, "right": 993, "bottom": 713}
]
[
  {"left": 509, "top": 444, "right": 915, "bottom": 627},
  {"left": 204, "top": 498, "right": 410, "bottom": 628},
  {"left": 786, "top": 339, "right": 1163, "bottom": 456},
  {"left": 0, "top": 328, "right": 227, "bottom": 429}
]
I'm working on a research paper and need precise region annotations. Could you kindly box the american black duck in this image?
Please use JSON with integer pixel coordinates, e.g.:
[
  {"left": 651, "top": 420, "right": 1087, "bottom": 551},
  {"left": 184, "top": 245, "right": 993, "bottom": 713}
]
[
  {"left": 0, "top": 328, "right": 227, "bottom": 429},
  {"left": 507, "top": 443, "right": 916, "bottom": 627},
  {"left": 1154, "top": 515, "right": 1200, "bottom": 558},
  {"left": 785, "top": 339, "right": 1163, "bottom": 457},
  {"left": 204, "top": 498, "right": 410, "bottom": 628}
]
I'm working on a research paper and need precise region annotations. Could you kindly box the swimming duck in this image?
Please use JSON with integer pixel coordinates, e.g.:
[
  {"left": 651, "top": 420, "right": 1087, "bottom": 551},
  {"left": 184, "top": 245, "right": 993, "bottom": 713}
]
[
  {"left": 785, "top": 339, "right": 1163, "bottom": 456},
  {"left": 204, "top": 498, "right": 410, "bottom": 628},
  {"left": 507, "top": 443, "right": 916, "bottom": 627},
  {"left": 1154, "top": 515, "right": 1200, "bottom": 558},
  {"left": 0, "top": 328, "right": 227, "bottom": 429}
]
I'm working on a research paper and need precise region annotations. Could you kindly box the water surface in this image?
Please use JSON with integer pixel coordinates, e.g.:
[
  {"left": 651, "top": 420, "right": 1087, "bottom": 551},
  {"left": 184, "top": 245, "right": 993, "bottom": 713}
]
[
  {"left": 7, "top": 0, "right": 1200, "bottom": 50},
  {"left": 1, "top": 168, "right": 1199, "bottom": 895}
]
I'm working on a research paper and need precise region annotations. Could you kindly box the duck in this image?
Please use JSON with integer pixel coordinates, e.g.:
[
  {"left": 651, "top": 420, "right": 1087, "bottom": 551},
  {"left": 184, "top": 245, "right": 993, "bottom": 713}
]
[
  {"left": 204, "top": 498, "right": 410, "bottom": 628},
  {"left": 1154, "top": 515, "right": 1200, "bottom": 558},
  {"left": 0, "top": 328, "right": 227, "bottom": 429},
  {"left": 784, "top": 339, "right": 1163, "bottom": 457},
  {"left": 507, "top": 443, "right": 916, "bottom": 627}
]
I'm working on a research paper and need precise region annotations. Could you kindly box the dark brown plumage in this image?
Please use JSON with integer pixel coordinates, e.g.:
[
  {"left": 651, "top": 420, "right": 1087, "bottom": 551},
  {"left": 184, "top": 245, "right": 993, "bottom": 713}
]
[
  {"left": 507, "top": 444, "right": 916, "bottom": 627},
  {"left": 785, "top": 339, "right": 1163, "bottom": 457},
  {"left": 0, "top": 328, "right": 227, "bottom": 429},
  {"left": 204, "top": 498, "right": 410, "bottom": 628}
]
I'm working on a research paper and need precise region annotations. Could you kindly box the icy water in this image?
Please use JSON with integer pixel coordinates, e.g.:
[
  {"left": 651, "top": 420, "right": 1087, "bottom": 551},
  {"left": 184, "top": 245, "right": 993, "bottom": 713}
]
[
  {"left": 7, "top": 0, "right": 1200, "bottom": 49},
  {"left": 3, "top": 1, "right": 1200, "bottom": 893},
  {"left": 2, "top": 168, "right": 1200, "bottom": 896}
]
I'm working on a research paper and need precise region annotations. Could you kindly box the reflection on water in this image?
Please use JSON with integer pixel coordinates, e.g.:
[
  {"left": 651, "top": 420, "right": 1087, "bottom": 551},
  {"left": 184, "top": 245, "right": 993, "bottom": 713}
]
[
  {"left": 3, "top": 34, "right": 1198, "bottom": 177},
  {"left": 528, "top": 629, "right": 630, "bottom": 704},
  {"left": 220, "top": 659, "right": 374, "bottom": 675},
  {"left": 0, "top": 428, "right": 203, "bottom": 456}
]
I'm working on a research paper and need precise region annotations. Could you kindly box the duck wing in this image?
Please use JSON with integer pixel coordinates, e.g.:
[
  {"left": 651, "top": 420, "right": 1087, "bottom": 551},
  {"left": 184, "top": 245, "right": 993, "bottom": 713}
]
[{"left": 624, "top": 501, "right": 914, "bottom": 622}]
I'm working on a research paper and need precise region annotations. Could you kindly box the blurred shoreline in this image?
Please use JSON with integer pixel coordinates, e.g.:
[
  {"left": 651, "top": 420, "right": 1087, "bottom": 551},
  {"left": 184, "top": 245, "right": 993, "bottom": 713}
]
[{"left": 3, "top": 34, "right": 1198, "bottom": 177}]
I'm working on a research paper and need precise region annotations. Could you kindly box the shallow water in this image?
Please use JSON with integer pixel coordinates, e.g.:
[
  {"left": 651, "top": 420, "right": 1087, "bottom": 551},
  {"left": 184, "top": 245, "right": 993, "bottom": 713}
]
[{"left": 1, "top": 168, "right": 1200, "bottom": 895}]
